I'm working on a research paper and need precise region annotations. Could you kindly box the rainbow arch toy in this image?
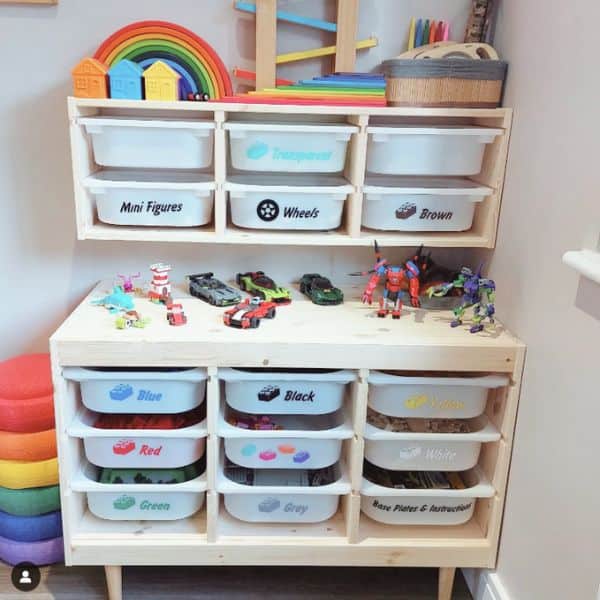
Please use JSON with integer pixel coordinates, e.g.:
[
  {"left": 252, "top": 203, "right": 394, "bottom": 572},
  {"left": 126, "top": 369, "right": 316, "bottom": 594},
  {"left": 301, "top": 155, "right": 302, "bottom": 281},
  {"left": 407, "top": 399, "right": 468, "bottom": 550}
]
[{"left": 94, "top": 20, "right": 233, "bottom": 99}]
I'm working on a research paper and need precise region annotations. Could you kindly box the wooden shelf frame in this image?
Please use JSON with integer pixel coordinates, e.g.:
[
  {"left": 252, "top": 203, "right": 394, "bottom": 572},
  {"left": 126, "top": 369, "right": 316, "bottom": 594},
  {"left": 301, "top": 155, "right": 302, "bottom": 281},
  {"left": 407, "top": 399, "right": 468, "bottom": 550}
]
[
  {"left": 68, "top": 98, "right": 512, "bottom": 247},
  {"left": 50, "top": 282, "right": 525, "bottom": 599}
]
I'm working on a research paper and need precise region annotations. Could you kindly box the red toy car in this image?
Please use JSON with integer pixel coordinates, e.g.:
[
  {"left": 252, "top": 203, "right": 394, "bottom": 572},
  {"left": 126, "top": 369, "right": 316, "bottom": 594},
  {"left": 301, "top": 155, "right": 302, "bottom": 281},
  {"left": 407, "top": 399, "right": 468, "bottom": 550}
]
[
  {"left": 166, "top": 303, "right": 188, "bottom": 326},
  {"left": 223, "top": 297, "right": 277, "bottom": 329}
]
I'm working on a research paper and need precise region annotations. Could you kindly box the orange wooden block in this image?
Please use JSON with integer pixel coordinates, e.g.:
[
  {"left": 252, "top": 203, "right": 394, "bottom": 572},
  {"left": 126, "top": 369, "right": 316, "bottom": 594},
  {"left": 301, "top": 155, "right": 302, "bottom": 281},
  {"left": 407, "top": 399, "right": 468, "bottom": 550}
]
[
  {"left": 72, "top": 58, "right": 109, "bottom": 99},
  {"left": 0, "top": 429, "right": 57, "bottom": 462}
]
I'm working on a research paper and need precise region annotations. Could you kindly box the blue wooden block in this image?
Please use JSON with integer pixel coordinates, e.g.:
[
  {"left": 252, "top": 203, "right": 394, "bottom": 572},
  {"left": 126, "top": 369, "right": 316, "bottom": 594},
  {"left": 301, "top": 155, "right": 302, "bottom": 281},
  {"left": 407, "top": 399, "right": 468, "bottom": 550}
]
[{"left": 108, "top": 60, "right": 144, "bottom": 100}]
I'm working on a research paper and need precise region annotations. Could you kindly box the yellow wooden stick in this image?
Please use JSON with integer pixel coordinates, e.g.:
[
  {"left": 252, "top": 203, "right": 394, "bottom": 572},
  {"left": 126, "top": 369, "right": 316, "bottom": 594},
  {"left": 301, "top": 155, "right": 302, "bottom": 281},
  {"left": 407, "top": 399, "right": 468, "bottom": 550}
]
[{"left": 276, "top": 37, "right": 378, "bottom": 64}]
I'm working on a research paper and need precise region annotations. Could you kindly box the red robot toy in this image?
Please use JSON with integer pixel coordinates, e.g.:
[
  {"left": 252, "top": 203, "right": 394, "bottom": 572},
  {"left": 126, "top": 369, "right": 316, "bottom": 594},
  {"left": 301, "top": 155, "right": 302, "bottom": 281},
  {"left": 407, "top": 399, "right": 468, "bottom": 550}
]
[{"left": 352, "top": 241, "right": 421, "bottom": 319}]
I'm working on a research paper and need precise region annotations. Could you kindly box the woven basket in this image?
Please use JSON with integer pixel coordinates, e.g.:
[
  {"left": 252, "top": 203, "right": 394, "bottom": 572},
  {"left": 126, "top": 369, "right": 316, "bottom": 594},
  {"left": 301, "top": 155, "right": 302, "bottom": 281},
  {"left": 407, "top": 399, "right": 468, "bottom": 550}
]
[{"left": 382, "top": 59, "right": 507, "bottom": 108}]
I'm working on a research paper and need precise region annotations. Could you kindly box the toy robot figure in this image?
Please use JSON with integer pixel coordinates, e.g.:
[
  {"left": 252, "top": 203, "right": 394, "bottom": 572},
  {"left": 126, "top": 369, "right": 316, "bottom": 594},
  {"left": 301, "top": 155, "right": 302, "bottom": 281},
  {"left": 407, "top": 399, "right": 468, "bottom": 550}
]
[
  {"left": 351, "top": 241, "right": 420, "bottom": 319},
  {"left": 428, "top": 266, "right": 496, "bottom": 333}
]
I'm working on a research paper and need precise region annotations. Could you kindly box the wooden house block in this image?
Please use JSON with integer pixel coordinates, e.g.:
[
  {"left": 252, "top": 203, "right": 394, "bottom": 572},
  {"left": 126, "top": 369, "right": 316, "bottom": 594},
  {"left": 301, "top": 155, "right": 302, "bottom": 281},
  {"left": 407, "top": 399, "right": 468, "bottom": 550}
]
[
  {"left": 108, "top": 60, "right": 144, "bottom": 100},
  {"left": 143, "top": 60, "right": 181, "bottom": 102},
  {"left": 72, "top": 58, "right": 108, "bottom": 99}
]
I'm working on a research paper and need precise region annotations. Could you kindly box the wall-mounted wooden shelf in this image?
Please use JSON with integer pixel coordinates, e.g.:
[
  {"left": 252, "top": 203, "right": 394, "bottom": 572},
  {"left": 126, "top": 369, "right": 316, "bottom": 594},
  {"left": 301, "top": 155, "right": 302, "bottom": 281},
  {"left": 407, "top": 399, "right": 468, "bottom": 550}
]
[{"left": 68, "top": 98, "right": 512, "bottom": 248}]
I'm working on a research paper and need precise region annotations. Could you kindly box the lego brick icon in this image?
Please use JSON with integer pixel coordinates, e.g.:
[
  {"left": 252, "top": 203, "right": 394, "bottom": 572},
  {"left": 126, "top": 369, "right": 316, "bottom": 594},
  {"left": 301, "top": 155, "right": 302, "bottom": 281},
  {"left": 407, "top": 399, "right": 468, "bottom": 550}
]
[
  {"left": 258, "top": 497, "right": 281, "bottom": 513},
  {"left": 258, "top": 385, "right": 281, "bottom": 402},
  {"left": 113, "top": 440, "right": 136, "bottom": 455},
  {"left": 109, "top": 384, "right": 134, "bottom": 401},
  {"left": 395, "top": 202, "right": 418, "bottom": 220},
  {"left": 113, "top": 495, "right": 136, "bottom": 510}
]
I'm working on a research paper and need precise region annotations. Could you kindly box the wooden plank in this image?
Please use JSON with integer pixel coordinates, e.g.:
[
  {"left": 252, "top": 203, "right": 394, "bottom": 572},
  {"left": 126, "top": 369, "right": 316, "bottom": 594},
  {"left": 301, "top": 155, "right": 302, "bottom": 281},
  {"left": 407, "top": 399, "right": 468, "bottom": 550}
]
[
  {"left": 345, "top": 113, "right": 369, "bottom": 237},
  {"left": 335, "top": 0, "right": 360, "bottom": 72},
  {"left": 438, "top": 567, "right": 456, "bottom": 600},
  {"left": 104, "top": 565, "right": 122, "bottom": 600},
  {"left": 277, "top": 37, "right": 376, "bottom": 65},
  {"left": 235, "top": 1, "right": 338, "bottom": 32},
  {"left": 255, "top": 0, "right": 277, "bottom": 90},
  {"left": 213, "top": 110, "right": 227, "bottom": 235}
]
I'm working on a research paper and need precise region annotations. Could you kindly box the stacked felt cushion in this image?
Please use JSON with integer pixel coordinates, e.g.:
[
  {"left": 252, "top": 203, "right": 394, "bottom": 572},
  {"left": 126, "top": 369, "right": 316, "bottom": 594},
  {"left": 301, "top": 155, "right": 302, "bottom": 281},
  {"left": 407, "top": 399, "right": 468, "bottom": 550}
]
[{"left": 0, "top": 354, "right": 63, "bottom": 566}]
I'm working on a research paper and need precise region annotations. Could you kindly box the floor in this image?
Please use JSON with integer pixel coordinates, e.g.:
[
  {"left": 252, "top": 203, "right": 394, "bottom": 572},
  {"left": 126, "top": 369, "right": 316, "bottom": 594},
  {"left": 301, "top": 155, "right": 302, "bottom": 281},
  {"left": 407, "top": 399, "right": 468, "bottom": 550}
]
[{"left": 0, "top": 565, "right": 473, "bottom": 599}]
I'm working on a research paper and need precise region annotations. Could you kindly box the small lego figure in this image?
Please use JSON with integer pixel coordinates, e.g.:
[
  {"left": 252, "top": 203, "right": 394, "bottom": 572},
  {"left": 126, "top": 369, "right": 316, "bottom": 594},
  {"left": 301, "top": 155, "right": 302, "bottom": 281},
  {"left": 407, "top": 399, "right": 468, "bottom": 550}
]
[
  {"left": 167, "top": 303, "right": 187, "bottom": 326},
  {"left": 428, "top": 266, "right": 496, "bottom": 333},
  {"left": 115, "top": 310, "right": 150, "bottom": 330},
  {"left": 351, "top": 241, "right": 420, "bottom": 319},
  {"left": 117, "top": 273, "right": 141, "bottom": 294}
]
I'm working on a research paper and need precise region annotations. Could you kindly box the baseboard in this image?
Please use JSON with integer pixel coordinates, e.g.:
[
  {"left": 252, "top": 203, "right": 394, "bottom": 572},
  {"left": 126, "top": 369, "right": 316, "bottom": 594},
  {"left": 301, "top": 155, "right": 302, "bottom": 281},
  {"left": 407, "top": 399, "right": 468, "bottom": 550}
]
[{"left": 462, "top": 569, "right": 511, "bottom": 600}]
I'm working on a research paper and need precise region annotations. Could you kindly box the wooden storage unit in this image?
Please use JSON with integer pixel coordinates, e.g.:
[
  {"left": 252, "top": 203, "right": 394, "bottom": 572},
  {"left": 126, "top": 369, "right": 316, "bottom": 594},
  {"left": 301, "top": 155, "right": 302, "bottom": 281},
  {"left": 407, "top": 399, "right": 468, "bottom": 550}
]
[
  {"left": 68, "top": 98, "right": 512, "bottom": 247},
  {"left": 50, "top": 282, "right": 525, "bottom": 600}
]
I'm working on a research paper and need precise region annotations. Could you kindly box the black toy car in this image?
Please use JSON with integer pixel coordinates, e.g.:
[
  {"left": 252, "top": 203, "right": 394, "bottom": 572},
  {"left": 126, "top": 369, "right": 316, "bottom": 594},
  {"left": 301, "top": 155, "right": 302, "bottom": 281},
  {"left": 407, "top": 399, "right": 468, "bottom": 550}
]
[
  {"left": 299, "top": 274, "right": 344, "bottom": 305},
  {"left": 187, "top": 272, "right": 242, "bottom": 306}
]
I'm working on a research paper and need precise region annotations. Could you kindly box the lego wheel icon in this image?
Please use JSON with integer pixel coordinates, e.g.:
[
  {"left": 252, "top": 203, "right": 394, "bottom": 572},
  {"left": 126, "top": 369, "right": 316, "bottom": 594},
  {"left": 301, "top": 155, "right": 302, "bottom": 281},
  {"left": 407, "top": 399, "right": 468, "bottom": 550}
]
[{"left": 257, "top": 199, "right": 279, "bottom": 222}]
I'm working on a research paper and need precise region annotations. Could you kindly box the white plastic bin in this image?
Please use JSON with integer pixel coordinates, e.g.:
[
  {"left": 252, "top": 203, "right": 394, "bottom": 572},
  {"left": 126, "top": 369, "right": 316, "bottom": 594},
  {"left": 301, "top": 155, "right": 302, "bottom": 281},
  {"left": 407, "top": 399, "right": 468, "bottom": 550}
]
[
  {"left": 220, "top": 368, "right": 355, "bottom": 415},
  {"left": 217, "top": 462, "right": 350, "bottom": 523},
  {"left": 368, "top": 372, "right": 508, "bottom": 419},
  {"left": 80, "top": 117, "right": 215, "bottom": 169},
  {"left": 362, "top": 177, "right": 492, "bottom": 231},
  {"left": 366, "top": 126, "right": 502, "bottom": 176},
  {"left": 84, "top": 170, "right": 215, "bottom": 227},
  {"left": 63, "top": 367, "right": 207, "bottom": 414},
  {"left": 67, "top": 409, "right": 207, "bottom": 469},
  {"left": 71, "top": 464, "right": 206, "bottom": 521},
  {"left": 363, "top": 416, "right": 500, "bottom": 471},
  {"left": 225, "top": 122, "right": 357, "bottom": 173},
  {"left": 219, "top": 408, "right": 353, "bottom": 469},
  {"left": 361, "top": 468, "right": 494, "bottom": 526}
]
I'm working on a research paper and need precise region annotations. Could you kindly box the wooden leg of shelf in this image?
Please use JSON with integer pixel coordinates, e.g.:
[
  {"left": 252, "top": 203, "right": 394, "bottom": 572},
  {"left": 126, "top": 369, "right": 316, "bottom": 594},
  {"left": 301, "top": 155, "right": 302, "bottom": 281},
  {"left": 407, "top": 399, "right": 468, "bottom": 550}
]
[
  {"left": 438, "top": 567, "right": 456, "bottom": 600},
  {"left": 104, "top": 565, "right": 122, "bottom": 600}
]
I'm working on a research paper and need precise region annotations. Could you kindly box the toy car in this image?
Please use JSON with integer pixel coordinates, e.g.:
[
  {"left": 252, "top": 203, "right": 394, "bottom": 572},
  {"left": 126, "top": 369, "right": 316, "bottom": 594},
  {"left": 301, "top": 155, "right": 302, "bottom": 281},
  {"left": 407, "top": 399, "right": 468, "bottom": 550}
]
[
  {"left": 187, "top": 272, "right": 241, "bottom": 306},
  {"left": 236, "top": 271, "right": 292, "bottom": 304},
  {"left": 223, "top": 297, "right": 277, "bottom": 329},
  {"left": 115, "top": 311, "right": 150, "bottom": 330},
  {"left": 258, "top": 385, "right": 281, "bottom": 401},
  {"left": 299, "top": 273, "right": 344, "bottom": 305},
  {"left": 167, "top": 303, "right": 187, "bottom": 326}
]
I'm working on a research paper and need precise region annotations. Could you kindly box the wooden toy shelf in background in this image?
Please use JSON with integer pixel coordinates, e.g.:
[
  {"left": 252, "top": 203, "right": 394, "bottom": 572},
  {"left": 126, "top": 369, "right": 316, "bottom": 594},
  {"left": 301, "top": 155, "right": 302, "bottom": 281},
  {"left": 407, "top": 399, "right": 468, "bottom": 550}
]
[
  {"left": 50, "top": 282, "right": 525, "bottom": 600},
  {"left": 68, "top": 97, "right": 512, "bottom": 248}
]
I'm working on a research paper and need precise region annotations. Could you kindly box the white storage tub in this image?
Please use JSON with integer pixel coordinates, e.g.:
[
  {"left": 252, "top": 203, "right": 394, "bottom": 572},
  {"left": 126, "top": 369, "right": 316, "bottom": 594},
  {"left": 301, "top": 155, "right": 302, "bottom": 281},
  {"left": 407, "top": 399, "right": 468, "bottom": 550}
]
[
  {"left": 368, "top": 372, "right": 508, "bottom": 419},
  {"left": 225, "top": 122, "right": 357, "bottom": 173},
  {"left": 218, "top": 408, "right": 353, "bottom": 469},
  {"left": 84, "top": 170, "right": 215, "bottom": 227},
  {"left": 362, "top": 177, "right": 492, "bottom": 232},
  {"left": 220, "top": 368, "right": 356, "bottom": 415},
  {"left": 217, "top": 461, "right": 350, "bottom": 523},
  {"left": 63, "top": 367, "right": 207, "bottom": 414},
  {"left": 363, "top": 415, "right": 500, "bottom": 471},
  {"left": 366, "top": 125, "right": 502, "bottom": 176},
  {"left": 71, "top": 463, "right": 206, "bottom": 521},
  {"left": 80, "top": 117, "right": 215, "bottom": 169},
  {"left": 361, "top": 467, "right": 493, "bottom": 526},
  {"left": 67, "top": 409, "right": 207, "bottom": 469}
]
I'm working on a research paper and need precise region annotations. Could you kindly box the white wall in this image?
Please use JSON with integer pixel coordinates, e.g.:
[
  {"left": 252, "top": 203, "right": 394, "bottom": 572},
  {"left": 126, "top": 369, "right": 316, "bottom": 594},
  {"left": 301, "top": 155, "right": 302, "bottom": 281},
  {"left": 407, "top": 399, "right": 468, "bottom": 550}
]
[
  {"left": 0, "top": 0, "right": 472, "bottom": 359},
  {"left": 487, "top": 1, "right": 600, "bottom": 599}
]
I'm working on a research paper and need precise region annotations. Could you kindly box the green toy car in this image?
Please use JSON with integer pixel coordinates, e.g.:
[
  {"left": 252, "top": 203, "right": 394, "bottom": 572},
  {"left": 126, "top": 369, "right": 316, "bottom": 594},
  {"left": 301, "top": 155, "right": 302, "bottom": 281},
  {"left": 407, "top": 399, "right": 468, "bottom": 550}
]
[
  {"left": 299, "top": 273, "right": 344, "bottom": 306},
  {"left": 236, "top": 271, "right": 292, "bottom": 304}
]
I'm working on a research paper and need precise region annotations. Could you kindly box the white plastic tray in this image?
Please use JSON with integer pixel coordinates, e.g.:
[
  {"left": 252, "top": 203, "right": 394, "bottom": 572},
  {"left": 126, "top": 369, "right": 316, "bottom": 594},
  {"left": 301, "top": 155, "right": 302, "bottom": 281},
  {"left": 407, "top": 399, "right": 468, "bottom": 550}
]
[
  {"left": 363, "top": 415, "right": 500, "bottom": 471},
  {"left": 84, "top": 170, "right": 215, "bottom": 227},
  {"left": 80, "top": 117, "right": 215, "bottom": 169},
  {"left": 220, "top": 368, "right": 356, "bottom": 415},
  {"left": 366, "top": 125, "right": 502, "bottom": 176},
  {"left": 217, "top": 460, "right": 350, "bottom": 523},
  {"left": 362, "top": 177, "right": 492, "bottom": 232},
  {"left": 63, "top": 367, "right": 207, "bottom": 414},
  {"left": 218, "top": 407, "right": 353, "bottom": 469},
  {"left": 225, "top": 121, "right": 357, "bottom": 173},
  {"left": 361, "top": 467, "right": 494, "bottom": 526},
  {"left": 68, "top": 409, "right": 207, "bottom": 469},
  {"left": 72, "top": 463, "right": 206, "bottom": 521},
  {"left": 368, "top": 372, "right": 508, "bottom": 419}
]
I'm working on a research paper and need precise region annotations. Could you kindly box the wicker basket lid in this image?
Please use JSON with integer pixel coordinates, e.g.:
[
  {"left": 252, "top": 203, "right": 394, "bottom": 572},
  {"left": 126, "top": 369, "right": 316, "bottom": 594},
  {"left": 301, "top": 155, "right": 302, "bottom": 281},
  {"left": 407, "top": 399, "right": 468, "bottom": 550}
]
[{"left": 382, "top": 58, "right": 507, "bottom": 81}]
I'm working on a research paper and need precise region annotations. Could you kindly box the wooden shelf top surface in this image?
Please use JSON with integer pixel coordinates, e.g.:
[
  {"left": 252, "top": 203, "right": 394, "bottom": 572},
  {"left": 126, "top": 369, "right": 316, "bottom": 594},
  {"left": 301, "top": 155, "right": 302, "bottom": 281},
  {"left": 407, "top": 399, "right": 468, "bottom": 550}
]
[{"left": 51, "top": 281, "right": 523, "bottom": 372}]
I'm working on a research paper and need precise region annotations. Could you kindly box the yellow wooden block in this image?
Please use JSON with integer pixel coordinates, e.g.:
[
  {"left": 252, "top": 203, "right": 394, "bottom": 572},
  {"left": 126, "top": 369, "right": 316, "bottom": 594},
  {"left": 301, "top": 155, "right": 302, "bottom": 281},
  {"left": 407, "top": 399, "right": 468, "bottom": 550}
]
[
  {"left": 276, "top": 37, "right": 378, "bottom": 64},
  {"left": 143, "top": 60, "right": 181, "bottom": 102}
]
